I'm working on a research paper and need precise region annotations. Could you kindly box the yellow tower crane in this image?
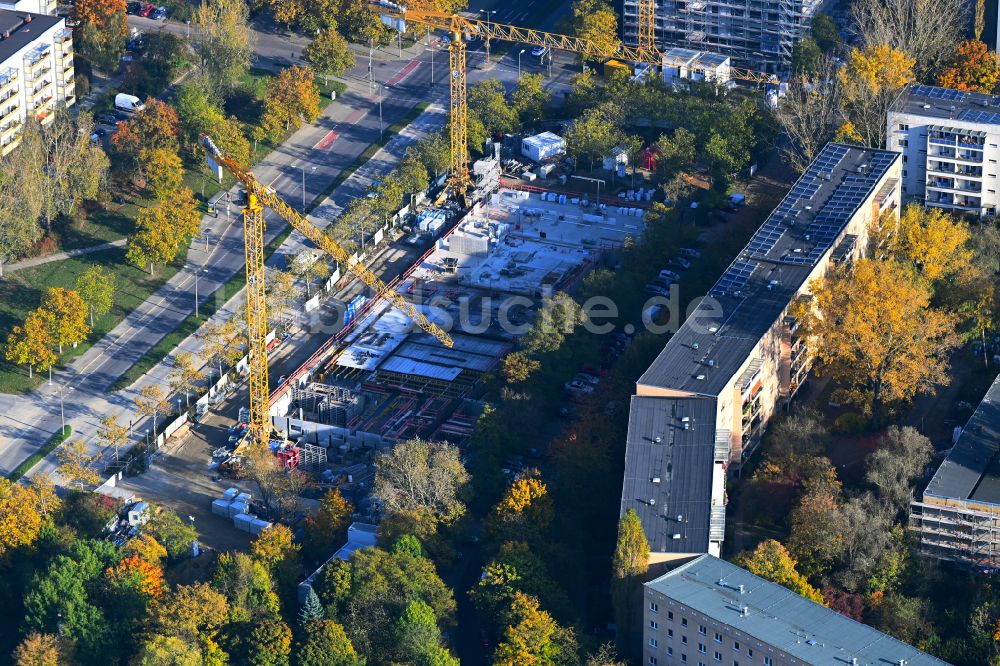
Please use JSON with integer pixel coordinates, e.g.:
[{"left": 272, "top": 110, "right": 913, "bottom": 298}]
[
  {"left": 201, "top": 136, "right": 453, "bottom": 449},
  {"left": 374, "top": 3, "right": 774, "bottom": 199}
]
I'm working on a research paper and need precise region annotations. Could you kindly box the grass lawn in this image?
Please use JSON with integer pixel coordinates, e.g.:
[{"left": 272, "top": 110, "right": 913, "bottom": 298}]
[{"left": 0, "top": 246, "right": 185, "bottom": 394}]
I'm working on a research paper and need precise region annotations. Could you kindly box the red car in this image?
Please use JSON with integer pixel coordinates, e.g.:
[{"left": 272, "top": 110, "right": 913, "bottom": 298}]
[{"left": 139, "top": 3, "right": 154, "bottom": 16}]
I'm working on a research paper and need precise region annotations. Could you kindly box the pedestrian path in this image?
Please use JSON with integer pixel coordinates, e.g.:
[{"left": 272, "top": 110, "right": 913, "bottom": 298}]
[{"left": 5, "top": 239, "right": 127, "bottom": 274}]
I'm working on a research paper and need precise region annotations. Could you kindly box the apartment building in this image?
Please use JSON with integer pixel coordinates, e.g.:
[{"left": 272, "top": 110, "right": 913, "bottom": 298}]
[
  {"left": 621, "top": 0, "right": 819, "bottom": 72},
  {"left": 887, "top": 83, "right": 1000, "bottom": 217},
  {"left": 910, "top": 372, "right": 1000, "bottom": 567},
  {"left": 620, "top": 143, "right": 901, "bottom": 564},
  {"left": 642, "top": 555, "right": 947, "bottom": 666},
  {"left": 0, "top": 0, "right": 56, "bottom": 16},
  {"left": 0, "top": 9, "right": 75, "bottom": 156}
]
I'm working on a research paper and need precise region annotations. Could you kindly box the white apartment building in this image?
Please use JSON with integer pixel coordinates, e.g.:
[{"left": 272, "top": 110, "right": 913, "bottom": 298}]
[
  {"left": 0, "top": 9, "right": 76, "bottom": 156},
  {"left": 0, "top": 0, "right": 56, "bottom": 16},
  {"left": 887, "top": 83, "right": 1000, "bottom": 217},
  {"left": 643, "top": 555, "right": 948, "bottom": 666},
  {"left": 620, "top": 143, "right": 901, "bottom": 566}
]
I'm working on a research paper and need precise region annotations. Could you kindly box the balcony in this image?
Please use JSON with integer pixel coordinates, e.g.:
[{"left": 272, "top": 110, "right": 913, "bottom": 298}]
[
  {"left": 1, "top": 134, "right": 22, "bottom": 157},
  {"left": 1, "top": 119, "right": 23, "bottom": 138},
  {"left": 927, "top": 178, "right": 982, "bottom": 194},
  {"left": 0, "top": 103, "right": 19, "bottom": 125},
  {"left": 25, "top": 52, "right": 52, "bottom": 74},
  {"left": 60, "top": 66, "right": 75, "bottom": 82},
  {"left": 31, "top": 81, "right": 52, "bottom": 99},
  {"left": 0, "top": 69, "right": 17, "bottom": 96}
]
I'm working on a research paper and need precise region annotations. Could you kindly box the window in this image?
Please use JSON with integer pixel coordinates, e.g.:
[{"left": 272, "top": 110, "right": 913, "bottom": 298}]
[
  {"left": 903, "top": 155, "right": 908, "bottom": 162},
  {"left": 649, "top": 658, "right": 658, "bottom": 666},
  {"left": 650, "top": 620, "right": 658, "bottom": 630},
  {"left": 899, "top": 123, "right": 909, "bottom": 131},
  {"left": 699, "top": 644, "right": 707, "bottom": 654},
  {"left": 682, "top": 656, "right": 688, "bottom": 663},
  {"left": 650, "top": 602, "right": 659, "bottom": 613},
  {"left": 682, "top": 636, "right": 688, "bottom": 645},
  {"left": 748, "top": 650, "right": 753, "bottom": 658},
  {"left": 668, "top": 629, "right": 674, "bottom": 638},
  {"left": 668, "top": 648, "right": 673, "bottom": 657},
  {"left": 699, "top": 625, "right": 707, "bottom": 636},
  {"left": 765, "top": 658, "right": 773, "bottom": 666},
  {"left": 668, "top": 611, "right": 674, "bottom": 621},
  {"left": 734, "top": 642, "right": 740, "bottom": 651},
  {"left": 715, "top": 632, "right": 723, "bottom": 643},
  {"left": 903, "top": 169, "right": 908, "bottom": 177},
  {"left": 715, "top": 652, "right": 722, "bottom": 662},
  {"left": 650, "top": 638, "right": 659, "bottom": 648},
  {"left": 682, "top": 618, "right": 688, "bottom": 627}
]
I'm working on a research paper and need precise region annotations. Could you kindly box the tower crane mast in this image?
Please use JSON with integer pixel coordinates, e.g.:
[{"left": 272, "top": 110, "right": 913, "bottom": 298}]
[{"left": 201, "top": 136, "right": 453, "bottom": 449}]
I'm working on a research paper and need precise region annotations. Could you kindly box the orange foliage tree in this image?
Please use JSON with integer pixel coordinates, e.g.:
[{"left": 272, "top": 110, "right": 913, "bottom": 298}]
[
  {"left": 938, "top": 40, "right": 1000, "bottom": 93},
  {"left": 105, "top": 554, "right": 166, "bottom": 600},
  {"left": 73, "top": 0, "right": 128, "bottom": 71}
]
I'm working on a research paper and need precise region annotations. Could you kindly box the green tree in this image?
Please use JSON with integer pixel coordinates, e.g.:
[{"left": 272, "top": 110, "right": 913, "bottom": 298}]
[
  {"left": 521, "top": 292, "right": 585, "bottom": 355},
  {"left": 511, "top": 73, "right": 550, "bottom": 125},
  {"left": 468, "top": 80, "right": 519, "bottom": 139},
  {"left": 611, "top": 509, "right": 649, "bottom": 648},
  {"left": 212, "top": 552, "right": 280, "bottom": 622},
  {"left": 655, "top": 128, "right": 696, "bottom": 180},
  {"left": 810, "top": 13, "right": 841, "bottom": 52},
  {"left": 394, "top": 599, "right": 450, "bottom": 663},
  {"left": 571, "top": 0, "right": 619, "bottom": 56},
  {"left": 75, "top": 266, "right": 115, "bottom": 327},
  {"left": 296, "top": 619, "right": 364, "bottom": 666},
  {"left": 415, "top": 132, "right": 451, "bottom": 179},
  {"left": 146, "top": 507, "right": 198, "bottom": 560},
  {"left": 73, "top": 0, "right": 127, "bottom": 71},
  {"left": 299, "top": 587, "right": 325, "bottom": 627},
  {"left": 193, "top": 0, "right": 254, "bottom": 96},
  {"left": 735, "top": 539, "right": 826, "bottom": 604},
  {"left": 792, "top": 37, "right": 823, "bottom": 76},
  {"left": 38, "top": 288, "right": 90, "bottom": 354},
  {"left": 563, "top": 107, "right": 622, "bottom": 172},
  {"left": 237, "top": 618, "right": 292, "bottom": 666},
  {"left": 304, "top": 27, "right": 356, "bottom": 80}
]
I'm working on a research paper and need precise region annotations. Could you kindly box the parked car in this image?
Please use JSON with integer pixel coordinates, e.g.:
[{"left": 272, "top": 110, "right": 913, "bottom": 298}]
[
  {"left": 645, "top": 284, "right": 671, "bottom": 297},
  {"left": 658, "top": 269, "right": 680, "bottom": 282},
  {"left": 150, "top": 5, "right": 167, "bottom": 19},
  {"left": 139, "top": 3, "right": 154, "bottom": 16},
  {"left": 95, "top": 110, "right": 119, "bottom": 125},
  {"left": 564, "top": 379, "right": 594, "bottom": 394},
  {"left": 574, "top": 372, "right": 600, "bottom": 386},
  {"left": 126, "top": 1, "right": 142, "bottom": 13},
  {"left": 667, "top": 256, "right": 692, "bottom": 270},
  {"left": 89, "top": 127, "right": 107, "bottom": 143},
  {"left": 678, "top": 247, "right": 702, "bottom": 258},
  {"left": 531, "top": 45, "right": 549, "bottom": 57}
]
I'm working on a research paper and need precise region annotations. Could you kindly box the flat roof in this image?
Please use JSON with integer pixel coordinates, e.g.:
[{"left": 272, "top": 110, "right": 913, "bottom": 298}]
[
  {"left": 893, "top": 83, "right": 1000, "bottom": 126},
  {"left": 620, "top": 396, "right": 722, "bottom": 554},
  {"left": 648, "top": 555, "right": 949, "bottom": 665},
  {"left": 924, "top": 371, "right": 1000, "bottom": 505},
  {"left": 0, "top": 9, "right": 61, "bottom": 64},
  {"left": 638, "top": 143, "right": 899, "bottom": 396}
]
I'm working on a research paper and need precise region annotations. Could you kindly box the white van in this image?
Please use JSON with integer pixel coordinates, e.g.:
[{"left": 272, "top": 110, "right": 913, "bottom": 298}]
[{"left": 114, "top": 93, "right": 145, "bottom": 115}]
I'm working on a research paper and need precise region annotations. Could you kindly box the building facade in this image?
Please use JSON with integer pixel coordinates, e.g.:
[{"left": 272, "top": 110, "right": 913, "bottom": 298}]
[
  {"left": 0, "top": 0, "right": 55, "bottom": 16},
  {"left": 621, "top": 0, "right": 819, "bottom": 72},
  {"left": 643, "top": 555, "right": 948, "bottom": 666},
  {"left": 910, "top": 372, "right": 1000, "bottom": 566},
  {"left": 0, "top": 9, "right": 75, "bottom": 156},
  {"left": 621, "top": 143, "right": 902, "bottom": 564},
  {"left": 887, "top": 83, "right": 1000, "bottom": 217}
]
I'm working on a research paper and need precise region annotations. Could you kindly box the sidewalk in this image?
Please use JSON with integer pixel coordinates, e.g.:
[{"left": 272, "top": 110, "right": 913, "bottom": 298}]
[{"left": 5, "top": 239, "right": 127, "bottom": 274}]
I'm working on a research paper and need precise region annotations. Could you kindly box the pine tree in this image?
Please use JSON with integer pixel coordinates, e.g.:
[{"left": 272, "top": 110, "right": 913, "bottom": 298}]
[{"left": 299, "top": 587, "right": 324, "bottom": 627}]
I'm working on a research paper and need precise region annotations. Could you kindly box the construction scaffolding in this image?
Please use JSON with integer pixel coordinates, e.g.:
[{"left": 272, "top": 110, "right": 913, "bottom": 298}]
[
  {"left": 289, "top": 383, "right": 366, "bottom": 427},
  {"left": 910, "top": 500, "right": 1000, "bottom": 567},
  {"left": 622, "top": 0, "right": 817, "bottom": 72}
]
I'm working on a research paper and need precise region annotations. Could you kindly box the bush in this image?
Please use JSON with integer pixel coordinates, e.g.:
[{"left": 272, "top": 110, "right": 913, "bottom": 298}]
[{"left": 834, "top": 412, "right": 867, "bottom": 435}]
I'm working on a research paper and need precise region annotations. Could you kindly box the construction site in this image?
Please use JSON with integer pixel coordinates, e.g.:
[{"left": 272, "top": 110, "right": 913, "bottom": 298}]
[{"left": 268, "top": 183, "right": 647, "bottom": 456}]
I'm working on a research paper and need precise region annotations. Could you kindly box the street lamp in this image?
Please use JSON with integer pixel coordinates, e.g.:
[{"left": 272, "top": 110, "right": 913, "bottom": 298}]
[
  {"left": 430, "top": 40, "right": 435, "bottom": 84},
  {"left": 194, "top": 267, "right": 205, "bottom": 319},
  {"left": 295, "top": 164, "right": 317, "bottom": 210},
  {"left": 57, "top": 385, "right": 73, "bottom": 435},
  {"left": 177, "top": 397, "right": 182, "bottom": 415},
  {"left": 518, "top": 49, "right": 526, "bottom": 78},
  {"left": 378, "top": 84, "right": 388, "bottom": 141},
  {"left": 479, "top": 10, "right": 496, "bottom": 64}
]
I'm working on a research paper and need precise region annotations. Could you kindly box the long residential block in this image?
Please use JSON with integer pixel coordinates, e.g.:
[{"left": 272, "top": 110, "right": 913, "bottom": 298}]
[
  {"left": 621, "top": 143, "right": 901, "bottom": 565},
  {"left": 0, "top": 8, "right": 75, "bottom": 156},
  {"left": 643, "top": 555, "right": 948, "bottom": 666}
]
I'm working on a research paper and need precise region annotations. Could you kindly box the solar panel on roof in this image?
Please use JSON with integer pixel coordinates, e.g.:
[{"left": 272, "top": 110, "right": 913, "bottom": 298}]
[
  {"left": 912, "top": 84, "right": 965, "bottom": 101},
  {"left": 958, "top": 109, "right": 1000, "bottom": 125}
]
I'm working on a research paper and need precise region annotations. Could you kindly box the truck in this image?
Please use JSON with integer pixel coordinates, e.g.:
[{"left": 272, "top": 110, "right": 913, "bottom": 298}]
[{"left": 114, "top": 93, "right": 145, "bottom": 115}]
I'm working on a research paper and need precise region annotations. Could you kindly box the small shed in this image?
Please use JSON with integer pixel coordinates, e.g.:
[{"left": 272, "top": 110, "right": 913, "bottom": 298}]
[
  {"left": 602, "top": 146, "right": 629, "bottom": 172},
  {"left": 127, "top": 501, "right": 150, "bottom": 527},
  {"left": 521, "top": 132, "right": 566, "bottom": 163}
]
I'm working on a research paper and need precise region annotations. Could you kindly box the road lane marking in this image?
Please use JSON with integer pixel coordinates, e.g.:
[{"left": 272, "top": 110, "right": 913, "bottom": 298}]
[
  {"left": 313, "top": 130, "right": 339, "bottom": 150},
  {"left": 387, "top": 60, "right": 420, "bottom": 86}
]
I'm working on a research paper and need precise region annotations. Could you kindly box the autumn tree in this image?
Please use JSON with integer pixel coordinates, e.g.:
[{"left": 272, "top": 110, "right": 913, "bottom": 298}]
[
  {"left": 787, "top": 475, "right": 846, "bottom": 579},
  {"left": 212, "top": 551, "right": 281, "bottom": 623},
  {"left": 167, "top": 351, "right": 205, "bottom": 404},
  {"left": 123, "top": 533, "right": 168, "bottom": 566},
  {"left": 488, "top": 476, "right": 554, "bottom": 544},
  {"left": 76, "top": 265, "right": 115, "bottom": 327},
  {"left": 37, "top": 288, "right": 90, "bottom": 354},
  {"left": 838, "top": 45, "right": 915, "bottom": 148},
  {"left": 471, "top": 541, "right": 573, "bottom": 627},
  {"left": 296, "top": 619, "right": 364, "bottom": 666},
  {"left": 73, "top": 0, "right": 127, "bottom": 71},
  {"left": 866, "top": 426, "right": 933, "bottom": 517},
  {"left": 111, "top": 100, "right": 180, "bottom": 169},
  {"left": 494, "top": 592, "right": 579, "bottom": 666},
  {"left": 852, "top": 0, "right": 966, "bottom": 78},
  {"left": 135, "top": 384, "right": 170, "bottom": 437},
  {"left": 373, "top": 438, "right": 469, "bottom": 538},
  {"left": 96, "top": 414, "right": 129, "bottom": 464},
  {"left": 146, "top": 507, "right": 198, "bottom": 560},
  {"left": 937, "top": 39, "right": 1000, "bottom": 92},
  {"left": 502, "top": 351, "right": 541, "bottom": 384},
  {"left": 889, "top": 203, "right": 973, "bottom": 287},
  {"left": 0, "top": 478, "right": 45, "bottom": 557},
  {"left": 798, "top": 258, "right": 959, "bottom": 422},
  {"left": 193, "top": 0, "right": 254, "bottom": 96},
  {"left": 734, "top": 539, "right": 826, "bottom": 604},
  {"left": 587, "top": 644, "right": 628, "bottom": 666},
  {"left": 127, "top": 189, "right": 201, "bottom": 274},
  {"left": 302, "top": 487, "right": 353, "bottom": 561},
  {"left": 144, "top": 582, "right": 230, "bottom": 660},
  {"left": 304, "top": 27, "right": 356, "bottom": 80},
  {"left": 142, "top": 148, "right": 185, "bottom": 200},
  {"left": 5, "top": 309, "right": 57, "bottom": 378},
  {"left": 0, "top": 159, "right": 43, "bottom": 269},
  {"left": 571, "top": 0, "right": 619, "bottom": 56},
  {"left": 261, "top": 66, "right": 322, "bottom": 142},
  {"left": 776, "top": 59, "right": 844, "bottom": 173},
  {"left": 55, "top": 439, "right": 101, "bottom": 488},
  {"left": 12, "top": 633, "right": 74, "bottom": 666},
  {"left": 105, "top": 553, "right": 166, "bottom": 601},
  {"left": 611, "top": 509, "right": 649, "bottom": 650},
  {"left": 201, "top": 317, "right": 245, "bottom": 378}
]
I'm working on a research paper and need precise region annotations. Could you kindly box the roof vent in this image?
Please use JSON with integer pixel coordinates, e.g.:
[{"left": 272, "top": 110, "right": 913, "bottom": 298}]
[
  {"left": 680, "top": 416, "right": 690, "bottom": 423},
  {"left": 806, "top": 639, "right": 818, "bottom": 646},
  {"left": 923, "top": 103, "right": 931, "bottom": 109},
  {"left": 899, "top": 661, "right": 908, "bottom": 666},
  {"left": 654, "top": 435, "right": 663, "bottom": 444},
  {"left": 740, "top": 606, "right": 749, "bottom": 617},
  {"left": 738, "top": 584, "right": 745, "bottom": 594},
  {"left": 652, "top": 476, "right": 661, "bottom": 484},
  {"left": 708, "top": 325, "right": 719, "bottom": 333},
  {"left": 950, "top": 105, "right": 956, "bottom": 111},
  {"left": 671, "top": 533, "right": 682, "bottom": 539},
  {"left": 692, "top": 342, "right": 700, "bottom": 350},
  {"left": 695, "top": 374, "right": 706, "bottom": 380},
  {"left": 851, "top": 659, "right": 859, "bottom": 666},
  {"left": 649, "top": 498, "right": 656, "bottom": 506},
  {"left": 717, "top": 578, "right": 726, "bottom": 586},
  {"left": 707, "top": 359, "right": 716, "bottom": 367}
]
